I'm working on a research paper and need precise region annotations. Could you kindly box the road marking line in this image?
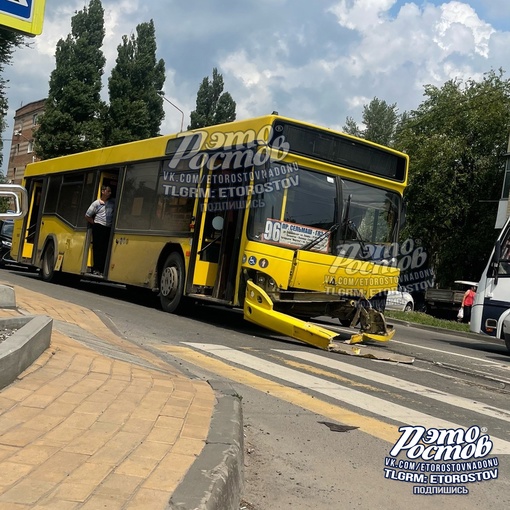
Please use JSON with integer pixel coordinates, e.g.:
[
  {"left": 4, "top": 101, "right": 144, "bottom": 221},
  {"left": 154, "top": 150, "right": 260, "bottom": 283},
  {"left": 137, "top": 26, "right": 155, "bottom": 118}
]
[
  {"left": 183, "top": 343, "right": 510, "bottom": 455},
  {"left": 392, "top": 339, "right": 510, "bottom": 370},
  {"left": 277, "top": 350, "right": 510, "bottom": 423}
]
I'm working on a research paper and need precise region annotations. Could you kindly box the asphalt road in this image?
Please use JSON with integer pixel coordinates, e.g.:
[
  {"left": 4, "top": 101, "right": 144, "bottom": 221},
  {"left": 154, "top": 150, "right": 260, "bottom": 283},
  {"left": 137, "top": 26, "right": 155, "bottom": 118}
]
[{"left": 2, "top": 267, "right": 510, "bottom": 510}]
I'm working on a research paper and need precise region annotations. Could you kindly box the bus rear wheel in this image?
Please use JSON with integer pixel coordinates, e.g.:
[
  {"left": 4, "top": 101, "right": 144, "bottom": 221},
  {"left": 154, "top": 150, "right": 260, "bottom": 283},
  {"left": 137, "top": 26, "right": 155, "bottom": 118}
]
[
  {"left": 41, "top": 242, "right": 58, "bottom": 283},
  {"left": 159, "top": 252, "right": 187, "bottom": 313}
]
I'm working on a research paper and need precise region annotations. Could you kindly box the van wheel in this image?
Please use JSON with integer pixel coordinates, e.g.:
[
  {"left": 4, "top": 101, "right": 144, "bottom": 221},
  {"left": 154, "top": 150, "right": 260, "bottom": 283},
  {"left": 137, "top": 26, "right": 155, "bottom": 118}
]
[
  {"left": 159, "top": 252, "right": 187, "bottom": 313},
  {"left": 404, "top": 302, "right": 413, "bottom": 312},
  {"left": 504, "top": 333, "right": 510, "bottom": 355},
  {"left": 41, "top": 242, "right": 58, "bottom": 283}
]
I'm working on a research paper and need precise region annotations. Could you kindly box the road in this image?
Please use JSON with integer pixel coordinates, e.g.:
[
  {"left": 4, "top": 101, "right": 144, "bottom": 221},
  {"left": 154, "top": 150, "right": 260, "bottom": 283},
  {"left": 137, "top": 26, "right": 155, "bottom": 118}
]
[{"left": 1, "top": 267, "right": 510, "bottom": 510}]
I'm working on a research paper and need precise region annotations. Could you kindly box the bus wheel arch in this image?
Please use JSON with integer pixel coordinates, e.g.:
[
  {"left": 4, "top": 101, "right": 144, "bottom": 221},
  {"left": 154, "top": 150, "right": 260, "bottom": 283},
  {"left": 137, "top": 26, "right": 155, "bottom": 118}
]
[
  {"left": 158, "top": 247, "right": 187, "bottom": 313},
  {"left": 40, "top": 236, "right": 59, "bottom": 283}
]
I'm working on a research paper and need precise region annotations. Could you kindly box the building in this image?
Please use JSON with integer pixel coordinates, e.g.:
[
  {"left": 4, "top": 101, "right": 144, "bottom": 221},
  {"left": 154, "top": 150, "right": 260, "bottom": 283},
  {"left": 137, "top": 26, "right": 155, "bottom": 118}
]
[{"left": 6, "top": 99, "right": 46, "bottom": 184}]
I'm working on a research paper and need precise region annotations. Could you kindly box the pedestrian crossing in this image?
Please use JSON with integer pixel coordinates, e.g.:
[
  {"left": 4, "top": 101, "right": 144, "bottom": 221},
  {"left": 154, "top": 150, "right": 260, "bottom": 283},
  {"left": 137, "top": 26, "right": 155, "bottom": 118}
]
[{"left": 182, "top": 343, "right": 510, "bottom": 455}]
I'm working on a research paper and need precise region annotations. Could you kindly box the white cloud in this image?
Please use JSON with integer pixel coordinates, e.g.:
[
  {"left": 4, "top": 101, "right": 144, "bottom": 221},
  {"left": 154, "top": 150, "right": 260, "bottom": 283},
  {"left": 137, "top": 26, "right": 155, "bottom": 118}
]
[{"left": 328, "top": 0, "right": 397, "bottom": 31}]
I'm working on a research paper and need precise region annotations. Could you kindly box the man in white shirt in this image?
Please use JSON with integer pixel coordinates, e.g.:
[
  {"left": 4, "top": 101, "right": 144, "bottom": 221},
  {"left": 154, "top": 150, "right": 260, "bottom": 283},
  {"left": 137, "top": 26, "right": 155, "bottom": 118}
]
[{"left": 85, "top": 186, "right": 115, "bottom": 276}]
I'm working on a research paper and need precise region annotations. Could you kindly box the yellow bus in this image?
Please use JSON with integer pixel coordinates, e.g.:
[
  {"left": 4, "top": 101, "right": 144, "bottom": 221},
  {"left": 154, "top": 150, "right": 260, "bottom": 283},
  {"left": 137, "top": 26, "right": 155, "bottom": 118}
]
[{"left": 11, "top": 114, "right": 408, "bottom": 350}]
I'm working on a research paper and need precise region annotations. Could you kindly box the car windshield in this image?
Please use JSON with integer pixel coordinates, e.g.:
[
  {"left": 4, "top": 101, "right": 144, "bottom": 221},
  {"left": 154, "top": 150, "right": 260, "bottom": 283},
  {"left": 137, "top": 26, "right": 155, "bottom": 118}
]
[{"left": 0, "top": 221, "right": 13, "bottom": 238}]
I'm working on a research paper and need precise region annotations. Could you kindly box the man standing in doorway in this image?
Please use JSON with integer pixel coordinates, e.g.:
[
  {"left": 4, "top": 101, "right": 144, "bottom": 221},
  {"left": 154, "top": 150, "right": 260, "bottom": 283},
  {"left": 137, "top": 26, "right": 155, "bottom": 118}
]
[{"left": 85, "top": 186, "right": 115, "bottom": 276}]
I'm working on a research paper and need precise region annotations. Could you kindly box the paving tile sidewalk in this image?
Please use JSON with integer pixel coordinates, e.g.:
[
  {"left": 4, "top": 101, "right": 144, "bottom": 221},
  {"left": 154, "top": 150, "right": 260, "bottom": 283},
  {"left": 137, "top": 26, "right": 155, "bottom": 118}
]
[{"left": 0, "top": 283, "right": 215, "bottom": 509}]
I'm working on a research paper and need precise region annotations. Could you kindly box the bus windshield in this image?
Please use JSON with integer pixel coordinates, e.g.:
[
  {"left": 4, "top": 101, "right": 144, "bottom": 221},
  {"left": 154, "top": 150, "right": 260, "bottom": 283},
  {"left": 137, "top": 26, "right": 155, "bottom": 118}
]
[{"left": 248, "top": 163, "right": 400, "bottom": 255}]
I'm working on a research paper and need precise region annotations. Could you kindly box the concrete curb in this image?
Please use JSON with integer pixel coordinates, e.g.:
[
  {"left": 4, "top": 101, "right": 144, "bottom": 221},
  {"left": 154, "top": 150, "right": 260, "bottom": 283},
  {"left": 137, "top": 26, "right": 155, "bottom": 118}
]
[
  {"left": 0, "top": 284, "right": 16, "bottom": 309},
  {"left": 0, "top": 315, "right": 53, "bottom": 390},
  {"left": 168, "top": 380, "right": 244, "bottom": 510}
]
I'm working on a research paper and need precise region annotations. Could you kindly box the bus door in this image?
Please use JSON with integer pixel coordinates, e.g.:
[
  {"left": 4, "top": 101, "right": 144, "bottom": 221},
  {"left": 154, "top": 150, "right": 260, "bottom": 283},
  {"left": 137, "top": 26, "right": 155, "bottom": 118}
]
[
  {"left": 82, "top": 171, "right": 119, "bottom": 276},
  {"left": 187, "top": 169, "right": 246, "bottom": 303},
  {"left": 21, "top": 179, "right": 44, "bottom": 263}
]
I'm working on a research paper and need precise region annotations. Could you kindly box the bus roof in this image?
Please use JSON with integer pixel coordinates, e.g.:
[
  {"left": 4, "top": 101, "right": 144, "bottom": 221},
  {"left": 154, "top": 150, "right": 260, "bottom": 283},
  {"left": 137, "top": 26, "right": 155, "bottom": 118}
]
[{"left": 24, "top": 114, "right": 409, "bottom": 183}]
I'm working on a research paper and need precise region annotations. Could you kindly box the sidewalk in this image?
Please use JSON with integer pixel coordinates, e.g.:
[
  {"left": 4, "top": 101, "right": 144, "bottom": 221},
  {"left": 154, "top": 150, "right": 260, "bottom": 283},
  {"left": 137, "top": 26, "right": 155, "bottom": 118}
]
[{"left": 0, "top": 282, "right": 243, "bottom": 509}]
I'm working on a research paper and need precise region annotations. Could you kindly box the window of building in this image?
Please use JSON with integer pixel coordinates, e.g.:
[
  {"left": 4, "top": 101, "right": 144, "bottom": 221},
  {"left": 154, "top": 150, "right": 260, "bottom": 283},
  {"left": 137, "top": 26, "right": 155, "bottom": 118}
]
[
  {"left": 27, "top": 140, "right": 34, "bottom": 153},
  {"left": 33, "top": 113, "right": 39, "bottom": 125}
]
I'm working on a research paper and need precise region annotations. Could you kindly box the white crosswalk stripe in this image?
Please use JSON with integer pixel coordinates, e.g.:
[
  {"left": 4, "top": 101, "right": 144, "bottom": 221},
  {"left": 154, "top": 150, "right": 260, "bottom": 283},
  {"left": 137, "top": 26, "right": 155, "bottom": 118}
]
[
  {"left": 184, "top": 343, "right": 510, "bottom": 455},
  {"left": 277, "top": 350, "right": 510, "bottom": 424}
]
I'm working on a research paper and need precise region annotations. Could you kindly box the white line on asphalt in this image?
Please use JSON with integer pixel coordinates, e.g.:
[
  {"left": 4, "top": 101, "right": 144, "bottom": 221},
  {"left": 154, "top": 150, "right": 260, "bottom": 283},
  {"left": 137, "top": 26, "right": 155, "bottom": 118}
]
[
  {"left": 184, "top": 343, "right": 510, "bottom": 455},
  {"left": 392, "top": 339, "right": 510, "bottom": 369},
  {"left": 276, "top": 350, "right": 510, "bottom": 423}
]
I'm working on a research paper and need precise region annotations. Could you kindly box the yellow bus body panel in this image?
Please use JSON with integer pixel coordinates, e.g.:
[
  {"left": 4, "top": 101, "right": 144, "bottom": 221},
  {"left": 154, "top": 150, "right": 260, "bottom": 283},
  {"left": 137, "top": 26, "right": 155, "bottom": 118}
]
[
  {"left": 192, "top": 260, "right": 219, "bottom": 287},
  {"left": 289, "top": 250, "right": 400, "bottom": 298},
  {"left": 244, "top": 280, "right": 337, "bottom": 350},
  {"left": 108, "top": 234, "right": 190, "bottom": 287},
  {"left": 32, "top": 217, "right": 86, "bottom": 273},
  {"left": 241, "top": 241, "right": 294, "bottom": 289},
  {"left": 240, "top": 240, "right": 400, "bottom": 297}
]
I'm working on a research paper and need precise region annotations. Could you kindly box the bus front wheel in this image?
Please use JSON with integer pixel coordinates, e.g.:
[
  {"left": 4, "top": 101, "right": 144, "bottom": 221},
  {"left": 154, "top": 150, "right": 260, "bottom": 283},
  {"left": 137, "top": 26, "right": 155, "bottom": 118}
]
[{"left": 159, "top": 252, "right": 186, "bottom": 313}]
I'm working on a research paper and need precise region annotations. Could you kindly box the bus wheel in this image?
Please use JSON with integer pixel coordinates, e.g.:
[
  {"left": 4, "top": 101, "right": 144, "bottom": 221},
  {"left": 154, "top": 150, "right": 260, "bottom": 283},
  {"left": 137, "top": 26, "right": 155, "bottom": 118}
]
[
  {"left": 160, "top": 252, "right": 186, "bottom": 313},
  {"left": 504, "top": 333, "right": 510, "bottom": 355},
  {"left": 41, "top": 242, "right": 58, "bottom": 283}
]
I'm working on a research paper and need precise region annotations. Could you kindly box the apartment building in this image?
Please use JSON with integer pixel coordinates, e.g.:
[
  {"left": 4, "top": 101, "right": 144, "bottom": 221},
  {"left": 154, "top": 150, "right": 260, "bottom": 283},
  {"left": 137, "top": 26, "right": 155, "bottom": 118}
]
[{"left": 6, "top": 99, "right": 46, "bottom": 184}]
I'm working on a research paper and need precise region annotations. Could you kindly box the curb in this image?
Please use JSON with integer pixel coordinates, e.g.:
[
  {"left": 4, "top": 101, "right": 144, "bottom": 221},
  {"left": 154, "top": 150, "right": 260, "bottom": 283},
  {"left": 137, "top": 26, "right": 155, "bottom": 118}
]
[
  {"left": 0, "top": 284, "right": 16, "bottom": 309},
  {"left": 168, "top": 380, "right": 244, "bottom": 510},
  {"left": 0, "top": 314, "right": 53, "bottom": 390}
]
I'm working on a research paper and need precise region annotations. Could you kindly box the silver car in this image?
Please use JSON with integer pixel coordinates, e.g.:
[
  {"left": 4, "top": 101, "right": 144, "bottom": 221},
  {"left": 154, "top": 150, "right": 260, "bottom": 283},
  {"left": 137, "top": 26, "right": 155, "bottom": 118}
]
[{"left": 386, "top": 290, "right": 414, "bottom": 312}]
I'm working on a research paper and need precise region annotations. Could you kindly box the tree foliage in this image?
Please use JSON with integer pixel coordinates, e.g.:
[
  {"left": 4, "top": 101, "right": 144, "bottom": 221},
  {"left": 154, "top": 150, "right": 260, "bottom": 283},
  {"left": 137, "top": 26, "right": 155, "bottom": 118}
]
[
  {"left": 343, "top": 97, "right": 399, "bottom": 146},
  {"left": 34, "top": 0, "right": 106, "bottom": 159},
  {"left": 0, "top": 28, "right": 26, "bottom": 169},
  {"left": 188, "top": 68, "right": 236, "bottom": 129},
  {"left": 396, "top": 70, "right": 510, "bottom": 286},
  {"left": 107, "top": 20, "right": 165, "bottom": 145}
]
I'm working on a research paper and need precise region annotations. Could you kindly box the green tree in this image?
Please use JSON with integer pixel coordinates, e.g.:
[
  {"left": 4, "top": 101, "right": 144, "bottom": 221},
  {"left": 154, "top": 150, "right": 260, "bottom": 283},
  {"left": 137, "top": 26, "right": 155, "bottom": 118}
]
[
  {"left": 396, "top": 70, "right": 510, "bottom": 286},
  {"left": 188, "top": 68, "right": 236, "bottom": 129},
  {"left": 343, "top": 97, "right": 399, "bottom": 146},
  {"left": 34, "top": 0, "right": 106, "bottom": 159},
  {"left": 107, "top": 20, "right": 165, "bottom": 145},
  {"left": 0, "top": 28, "right": 26, "bottom": 170}
]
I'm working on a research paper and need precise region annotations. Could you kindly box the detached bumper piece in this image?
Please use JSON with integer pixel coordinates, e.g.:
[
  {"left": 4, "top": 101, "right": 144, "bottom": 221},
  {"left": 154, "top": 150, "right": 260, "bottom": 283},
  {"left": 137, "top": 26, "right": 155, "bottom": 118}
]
[{"left": 244, "top": 280, "right": 414, "bottom": 364}]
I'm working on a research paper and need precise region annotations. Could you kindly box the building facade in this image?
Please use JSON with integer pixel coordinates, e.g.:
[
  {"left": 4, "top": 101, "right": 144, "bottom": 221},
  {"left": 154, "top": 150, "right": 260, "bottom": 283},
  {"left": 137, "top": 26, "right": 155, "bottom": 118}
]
[{"left": 6, "top": 99, "right": 46, "bottom": 184}]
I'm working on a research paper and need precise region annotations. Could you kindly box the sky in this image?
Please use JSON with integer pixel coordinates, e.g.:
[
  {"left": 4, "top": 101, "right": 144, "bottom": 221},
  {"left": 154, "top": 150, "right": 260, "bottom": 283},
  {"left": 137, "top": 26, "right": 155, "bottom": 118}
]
[{"left": 2, "top": 0, "right": 510, "bottom": 174}]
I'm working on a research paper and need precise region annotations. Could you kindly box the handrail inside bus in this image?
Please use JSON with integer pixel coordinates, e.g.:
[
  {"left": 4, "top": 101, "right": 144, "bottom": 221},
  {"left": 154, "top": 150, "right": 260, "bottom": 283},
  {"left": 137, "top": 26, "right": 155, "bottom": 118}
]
[{"left": 0, "top": 184, "right": 29, "bottom": 219}]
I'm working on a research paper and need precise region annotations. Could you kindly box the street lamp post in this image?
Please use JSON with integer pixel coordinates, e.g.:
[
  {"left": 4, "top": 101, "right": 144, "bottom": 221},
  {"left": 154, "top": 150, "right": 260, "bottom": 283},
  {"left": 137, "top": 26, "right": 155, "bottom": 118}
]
[{"left": 162, "top": 97, "right": 185, "bottom": 133}]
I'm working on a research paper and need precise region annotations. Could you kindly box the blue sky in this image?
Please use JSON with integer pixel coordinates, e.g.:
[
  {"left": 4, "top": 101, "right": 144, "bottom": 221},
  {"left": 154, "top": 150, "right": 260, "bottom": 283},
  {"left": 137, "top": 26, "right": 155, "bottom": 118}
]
[{"left": 2, "top": 0, "right": 510, "bottom": 174}]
